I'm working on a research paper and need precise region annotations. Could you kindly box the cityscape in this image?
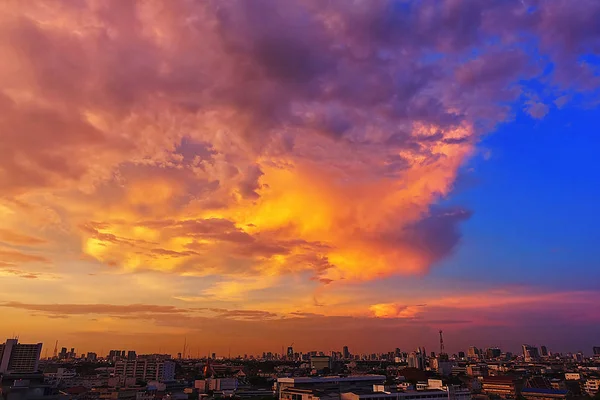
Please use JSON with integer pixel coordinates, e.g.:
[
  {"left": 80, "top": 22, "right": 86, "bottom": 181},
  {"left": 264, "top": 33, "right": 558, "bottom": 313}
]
[
  {"left": 2, "top": 1, "right": 600, "bottom": 400},
  {"left": 1, "top": 336, "right": 600, "bottom": 400}
]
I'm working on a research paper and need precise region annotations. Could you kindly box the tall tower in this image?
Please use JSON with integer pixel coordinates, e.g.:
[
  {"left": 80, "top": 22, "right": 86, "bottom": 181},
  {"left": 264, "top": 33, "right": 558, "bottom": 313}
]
[{"left": 439, "top": 330, "right": 445, "bottom": 354}]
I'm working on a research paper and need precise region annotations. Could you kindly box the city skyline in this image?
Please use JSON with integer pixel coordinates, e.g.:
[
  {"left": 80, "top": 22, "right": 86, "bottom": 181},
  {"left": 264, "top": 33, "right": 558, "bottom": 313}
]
[
  {"left": 6, "top": 336, "right": 599, "bottom": 360},
  {"left": 1, "top": 0, "right": 600, "bottom": 353}
]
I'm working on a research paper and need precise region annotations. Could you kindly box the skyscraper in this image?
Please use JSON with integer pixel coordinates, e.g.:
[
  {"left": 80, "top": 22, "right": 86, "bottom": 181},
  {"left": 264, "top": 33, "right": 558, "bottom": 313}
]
[
  {"left": 287, "top": 346, "right": 294, "bottom": 360},
  {"left": 343, "top": 346, "right": 350, "bottom": 359},
  {"left": 127, "top": 350, "right": 137, "bottom": 361},
  {"left": 0, "top": 338, "right": 43, "bottom": 374},
  {"left": 522, "top": 344, "right": 540, "bottom": 362},
  {"left": 540, "top": 346, "right": 549, "bottom": 357},
  {"left": 485, "top": 347, "right": 502, "bottom": 359},
  {"left": 468, "top": 346, "right": 480, "bottom": 359},
  {"left": 407, "top": 348, "right": 425, "bottom": 370},
  {"left": 593, "top": 347, "right": 600, "bottom": 356}
]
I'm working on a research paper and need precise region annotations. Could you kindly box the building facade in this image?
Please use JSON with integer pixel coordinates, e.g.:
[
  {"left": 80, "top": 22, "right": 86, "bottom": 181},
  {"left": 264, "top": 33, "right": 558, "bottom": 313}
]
[
  {"left": 522, "top": 345, "right": 540, "bottom": 362},
  {"left": 277, "top": 376, "right": 386, "bottom": 399},
  {"left": 584, "top": 379, "right": 600, "bottom": 395},
  {"left": 340, "top": 388, "right": 471, "bottom": 400},
  {"left": 0, "top": 339, "right": 43, "bottom": 374},
  {"left": 481, "top": 376, "right": 522, "bottom": 399},
  {"left": 113, "top": 360, "right": 175, "bottom": 384}
]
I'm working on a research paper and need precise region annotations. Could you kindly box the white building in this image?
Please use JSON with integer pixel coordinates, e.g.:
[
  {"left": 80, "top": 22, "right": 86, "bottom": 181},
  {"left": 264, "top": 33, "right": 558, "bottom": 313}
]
[
  {"left": 565, "top": 373, "right": 581, "bottom": 381},
  {"left": 44, "top": 368, "right": 77, "bottom": 380},
  {"left": 584, "top": 379, "right": 600, "bottom": 395},
  {"left": 0, "top": 338, "right": 43, "bottom": 374},
  {"left": 407, "top": 352, "right": 425, "bottom": 370},
  {"left": 114, "top": 360, "right": 175, "bottom": 383},
  {"left": 341, "top": 388, "right": 471, "bottom": 400}
]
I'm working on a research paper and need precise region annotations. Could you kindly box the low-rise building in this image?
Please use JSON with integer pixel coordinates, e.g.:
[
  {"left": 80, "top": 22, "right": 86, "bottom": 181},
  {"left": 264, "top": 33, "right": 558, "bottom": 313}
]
[
  {"left": 584, "top": 379, "right": 600, "bottom": 395},
  {"left": 481, "top": 376, "right": 522, "bottom": 399},
  {"left": 0, "top": 374, "right": 61, "bottom": 400},
  {"left": 206, "top": 378, "right": 238, "bottom": 392},
  {"left": 340, "top": 388, "right": 471, "bottom": 400},
  {"left": 521, "top": 388, "right": 569, "bottom": 400},
  {"left": 310, "top": 357, "right": 331, "bottom": 372},
  {"left": 564, "top": 374, "right": 580, "bottom": 381},
  {"left": 113, "top": 360, "right": 175, "bottom": 384},
  {"left": 277, "top": 376, "right": 386, "bottom": 398}
]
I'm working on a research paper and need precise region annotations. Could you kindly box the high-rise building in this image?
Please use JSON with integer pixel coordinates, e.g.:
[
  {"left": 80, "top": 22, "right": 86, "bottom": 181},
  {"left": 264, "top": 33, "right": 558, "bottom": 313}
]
[
  {"left": 59, "top": 347, "right": 67, "bottom": 360},
  {"left": 108, "top": 349, "right": 126, "bottom": 361},
  {"left": 343, "top": 346, "right": 350, "bottom": 359},
  {"left": 407, "top": 349, "right": 425, "bottom": 370},
  {"left": 593, "top": 347, "right": 600, "bottom": 356},
  {"left": 127, "top": 351, "right": 137, "bottom": 361},
  {"left": 87, "top": 352, "right": 97, "bottom": 362},
  {"left": 485, "top": 347, "right": 502, "bottom": 359},
  {"left": 522, "top": 345, "right": 540, "bottom": 362},
  {"left": 468, "top": 346, "right": 480, "bottom": 359},
  {"left": 540, "top": 346, "right": 549, "bottom": 357},
  {"left": 287, "top": 346, "right": 294, "bottom": 360},
  {"left": 458, "top": 351, "right": 465, "bottom": 359},
  {"left": 0, "top": 338, "right": 43, "bottom": 373}
]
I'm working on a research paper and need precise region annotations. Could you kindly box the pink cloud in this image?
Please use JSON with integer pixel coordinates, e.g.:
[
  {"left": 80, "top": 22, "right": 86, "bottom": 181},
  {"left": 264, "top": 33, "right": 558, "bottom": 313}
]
[{"left": 0, "top": 0, "right": 598, "bottom": 346}]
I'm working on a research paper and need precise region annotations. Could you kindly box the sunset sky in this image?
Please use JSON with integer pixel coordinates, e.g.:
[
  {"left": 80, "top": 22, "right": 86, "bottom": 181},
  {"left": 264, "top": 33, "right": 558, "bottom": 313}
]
[{"left": 1, "top": 0, "right": 600, "bottom": 357}]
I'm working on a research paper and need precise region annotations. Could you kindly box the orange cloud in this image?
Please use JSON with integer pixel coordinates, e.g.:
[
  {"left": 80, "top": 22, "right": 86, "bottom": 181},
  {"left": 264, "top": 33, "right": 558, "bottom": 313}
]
[
  {"left": 0, "top": 228, "right": 46, "bottom": 245},
  {"left": 0, "top": 1, "right": 478, "bottom": 290},
  {"left": 1, "top": 0, "right": 598, "bottom": 351},
  {"left": 0, "top": 248, "right": 49, "bottom": 264},
  {"left": 369, "top": 303, "right": 425, "bottom": 319}
]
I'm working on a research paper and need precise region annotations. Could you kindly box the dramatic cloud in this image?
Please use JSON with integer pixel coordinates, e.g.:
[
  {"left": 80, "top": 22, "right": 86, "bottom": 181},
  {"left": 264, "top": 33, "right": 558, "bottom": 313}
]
[{"left": 0, "top": 0, "right": 599, "bottom": 350}]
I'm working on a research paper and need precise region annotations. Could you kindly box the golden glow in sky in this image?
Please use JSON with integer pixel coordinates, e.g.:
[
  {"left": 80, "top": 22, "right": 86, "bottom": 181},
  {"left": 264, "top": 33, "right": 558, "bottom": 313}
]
[{"left": 1, "top": 0, "right": 600, "bottom": 354}]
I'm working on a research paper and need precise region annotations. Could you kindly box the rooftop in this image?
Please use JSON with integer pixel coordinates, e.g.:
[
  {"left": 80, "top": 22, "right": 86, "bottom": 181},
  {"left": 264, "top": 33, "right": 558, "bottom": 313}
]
[
  {"left": 278, "top": 375, "right": 386, "bottom": 384},
  {"left": 522, "top": 388, "right": 569, "bottom": 395}
]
